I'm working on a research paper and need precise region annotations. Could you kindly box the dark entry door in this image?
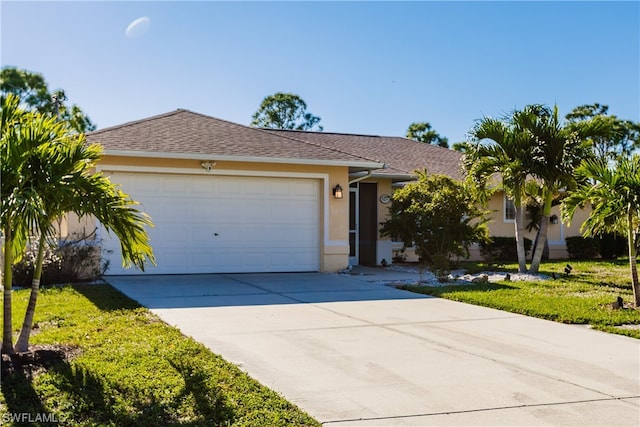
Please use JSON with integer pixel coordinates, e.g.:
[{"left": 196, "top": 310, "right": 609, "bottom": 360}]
[{"left": 358, "top": 183, "right": 377, "bottom": 265}]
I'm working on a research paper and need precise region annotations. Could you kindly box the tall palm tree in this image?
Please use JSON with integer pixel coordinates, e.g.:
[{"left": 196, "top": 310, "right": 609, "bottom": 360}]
[
  {"left": 562, "top": 155, "right": 640, "bottom": 306},
  {"left": 2, "top": 94, "right": 155, "bottom": 353},
  {"left": 466, "top": 114, "right": 535, "bottom": 273},
  {"left": 525, "top": 105, "right": 591, "bottom": 273},
  {"left": 1, "top": 94, "right": 38, "bottom": 353}
]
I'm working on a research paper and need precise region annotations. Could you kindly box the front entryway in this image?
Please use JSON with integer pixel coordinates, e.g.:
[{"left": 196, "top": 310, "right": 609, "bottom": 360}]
[{"left": 349, "top": 182, "right": 377, "bottom": 266}]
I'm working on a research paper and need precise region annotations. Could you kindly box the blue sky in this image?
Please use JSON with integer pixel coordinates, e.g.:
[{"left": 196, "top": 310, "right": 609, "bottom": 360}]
[{"left": 2, "top": 1, "right": 638, "bottom": 144}]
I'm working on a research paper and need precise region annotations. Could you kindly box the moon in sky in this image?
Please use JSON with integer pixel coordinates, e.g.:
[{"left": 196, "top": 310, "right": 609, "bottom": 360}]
[{"left": 125, "top": 17, "right": 151, "bottom": 38}]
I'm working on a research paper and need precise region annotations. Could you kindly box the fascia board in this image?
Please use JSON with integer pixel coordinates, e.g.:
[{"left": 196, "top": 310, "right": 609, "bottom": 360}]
[{"left": 103, "top": 149, "right": 385, "bottom": 170}]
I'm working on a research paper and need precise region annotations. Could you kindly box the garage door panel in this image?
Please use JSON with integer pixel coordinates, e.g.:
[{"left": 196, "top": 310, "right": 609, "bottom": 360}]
[
  {"left": 270, "top": 249, "right": 317, "bottom": 270},
  {"left": 163, "top": 205, "right": 190, "bottom": 221},
  {"left": 154, "top": 251, "right": 189, "bottom": 269},
  {"left": 189, "top": 178, "right": 215, "bottom": 194},
  {"left": 216, "top": 180, "right": 243, "bottom": 196},
  {"left": 101, "top": 172, "right": 321, "bottom": 274}
]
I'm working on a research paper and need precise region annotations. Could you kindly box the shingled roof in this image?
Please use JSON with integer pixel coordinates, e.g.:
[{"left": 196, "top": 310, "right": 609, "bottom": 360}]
[
  {"left": 264, "top": 129, "right": 464, "bottom": 181},
  {"left": 86, "top": 109, "right": 383, "bottom": 168},
  {"left": 87, "top": 109, "right": 463, "bottom": 181}
]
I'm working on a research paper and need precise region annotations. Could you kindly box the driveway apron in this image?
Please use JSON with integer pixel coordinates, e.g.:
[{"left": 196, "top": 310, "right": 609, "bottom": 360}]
[{"left": 106, "top": 273, "right": 640, "bottom": 426}]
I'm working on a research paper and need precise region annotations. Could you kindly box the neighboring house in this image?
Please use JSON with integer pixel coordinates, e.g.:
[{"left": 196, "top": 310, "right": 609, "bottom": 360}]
[{"left": 70, "top": 109, "right": 585, "bottom": 275}]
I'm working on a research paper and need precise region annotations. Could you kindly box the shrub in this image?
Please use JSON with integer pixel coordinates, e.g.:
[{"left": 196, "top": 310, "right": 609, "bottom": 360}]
[
  {"left": 380, "top": 171, "right": 490, "bottom": 279},
  {"left": 480, "top": 236, "right": 533, "bottom": 263},
  {"left": 598, "top": 233, "right": 627, "bottom": 259},
  {"left": 565, "top": 236, "right": 599, "bottom": 259},
  {"left": 12, "top": 231, "right": 109, "bottom": 287}
]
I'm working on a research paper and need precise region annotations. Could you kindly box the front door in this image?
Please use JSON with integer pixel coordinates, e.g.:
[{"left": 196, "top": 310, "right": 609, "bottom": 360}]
[{"left": 357, "top": 183, "right": 378, "bottom": 266}]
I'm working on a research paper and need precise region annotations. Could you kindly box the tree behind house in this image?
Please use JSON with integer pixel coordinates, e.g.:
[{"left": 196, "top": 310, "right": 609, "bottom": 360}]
[
  {"left": 0, "top": 66, "right": 95, "bottom": 133},
  {"left": 251, "top": 92, "right": 323, "bottom": 131},
  {"left": 406, "top": 122, "right": 449, "bottom": 148},
  {"left": 566, "top": 103, "right": 640, "bottom": 161}
]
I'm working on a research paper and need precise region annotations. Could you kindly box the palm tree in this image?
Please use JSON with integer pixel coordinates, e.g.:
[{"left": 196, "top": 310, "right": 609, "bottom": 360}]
[
  {"left": 525, "top": 105, "right": 591, "bottom": 273},
  {"left": 466, "top": 114, "right": 535, "bottom": 273},
  {"left": 561, "top": 155, "right": 640, "bottom": 306},
  {"left": 2, "top": 94, "right": 155, "bottom": 353},
  {"left": 1, "top": 94, "right": 37, "bottom": 353}
]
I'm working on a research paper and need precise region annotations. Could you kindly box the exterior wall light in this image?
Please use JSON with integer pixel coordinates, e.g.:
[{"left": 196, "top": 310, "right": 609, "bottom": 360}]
[
  {"left": 550, "top": 214, "right": 559, "bottom": 224},
  {"left": 333, "top": 184, "right": 344, "bottom": 199},
  {"left": 201, "top": 161, "right": 216, "bottom": 171}
]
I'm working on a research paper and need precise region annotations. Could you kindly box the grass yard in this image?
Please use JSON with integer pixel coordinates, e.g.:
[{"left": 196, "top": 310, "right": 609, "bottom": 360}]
[
  {"left": 0, "top": 284, "right": 320, "bottom": 426},
  {"left": 399, "top": 259, "right": 640, "bottom": 339}
]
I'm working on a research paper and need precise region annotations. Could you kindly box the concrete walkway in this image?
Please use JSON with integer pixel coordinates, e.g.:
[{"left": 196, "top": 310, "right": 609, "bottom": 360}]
[{"left": 106, "top": 271, "right": 640, "bottom": 426}]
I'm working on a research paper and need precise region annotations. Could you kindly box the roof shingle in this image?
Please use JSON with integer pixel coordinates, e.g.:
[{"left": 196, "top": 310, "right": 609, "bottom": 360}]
[
  {"left": 87, "top": 109, "right": 463, "bottom": 180},
  {"left": 87, "top": 109, "right": 379, "bottom": 166},
  {"left": 264, "top": 129, "right": 464, "bottom": 180}
]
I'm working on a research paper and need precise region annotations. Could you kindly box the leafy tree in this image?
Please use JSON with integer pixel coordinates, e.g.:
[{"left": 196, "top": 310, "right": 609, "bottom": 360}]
[
  {"left": 251, "top": 92, "right": 323, "bottom": 131},
  {"left": 380, "top": 171, "right": 490, "bottom": 278},
  {"left": 406, "top": 122, "right": 449, "bottom": 148},
  {"left": 465, "top": 108, "right": 539, "bottom": 273},
  {"left": 1, "top": 94, "right": 155, "bottom": 353},
  {"left": 566, "top": 103, "right": 640, "bottom": 161},
  {"left": 0, "top": 66, "right": 95, "bottom": 133},
  {"left": 561, "top": 155, "right": 640, "bottom": 306}
]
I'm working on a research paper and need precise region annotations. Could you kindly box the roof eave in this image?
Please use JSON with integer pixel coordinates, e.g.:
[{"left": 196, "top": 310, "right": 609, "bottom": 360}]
[
  {"left": 103, "top": 149, "right": 386, "bottom": 170},
  {"left": 369, "top": 172, "right": 417, "bottom": 182}
]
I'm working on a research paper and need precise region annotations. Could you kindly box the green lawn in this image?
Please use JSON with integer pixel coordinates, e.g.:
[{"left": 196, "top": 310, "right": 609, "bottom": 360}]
[
  {"left": 399, "top": 259, "right": 640, "bottom": 339},
  {"left": 0, "top": 284, "right": 320, "bottom": 426}
]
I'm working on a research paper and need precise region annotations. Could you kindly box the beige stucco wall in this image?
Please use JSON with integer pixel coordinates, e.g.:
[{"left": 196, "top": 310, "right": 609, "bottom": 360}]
[
  {"left": 65, "top": 155, "right": 353, "bottom": 272},
  {"left": 481, "top": 191, "right": 591, "bottom": 259}
]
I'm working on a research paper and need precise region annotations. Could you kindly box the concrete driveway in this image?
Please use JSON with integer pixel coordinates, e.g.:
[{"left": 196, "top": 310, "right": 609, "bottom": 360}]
[{"left": 106, "top": 271, "right": 640, "bottom": 426}]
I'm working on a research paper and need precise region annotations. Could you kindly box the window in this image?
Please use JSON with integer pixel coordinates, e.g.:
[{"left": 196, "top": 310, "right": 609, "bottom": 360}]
[{"left": 504, "top": 196, "right": 516, "bottom": 222}]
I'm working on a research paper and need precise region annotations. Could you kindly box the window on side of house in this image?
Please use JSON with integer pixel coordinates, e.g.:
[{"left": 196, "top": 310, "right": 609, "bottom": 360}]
[{"left": 504, "top": 195, "right": 516, "bottom": 223}]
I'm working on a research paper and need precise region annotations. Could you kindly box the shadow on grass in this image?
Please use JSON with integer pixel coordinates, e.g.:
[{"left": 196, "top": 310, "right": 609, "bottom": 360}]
[
  {"left": 2, "top": 349, "right": 235, "bottom": 426},
  {"left": 1, "top": 350, "right": 57, "bottom": 426},
  {"left": 594, "top": 281, "right": 634, "bottom": 291},
  {"left": 168, "top": 359, "right": 235, "bottom": 425},
  {"left": 398, "top": 282, "right": 519, "bottom": 296},
  {"left": 73, "top": 283, "right": 141, "bottom": 312}
]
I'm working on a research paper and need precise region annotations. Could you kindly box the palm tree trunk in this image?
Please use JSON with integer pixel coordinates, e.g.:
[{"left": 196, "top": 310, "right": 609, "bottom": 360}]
[
  {"left": 529, "top": 192, "right": 553, "bottom": 274},
  {"left": 514, "top": 204, "right": 527, "bottom": 273},
  {"left": 15, "top": 234, "right": 46, "bottom": 352},
  {"left": 627, "top": 210, "right": 639, "bottom": 307},
  {"left": 529, "top": 216, "right": 549, "bottom": 273},
  {"left": 2, "top": 226, "right": 15, "bottom": 354}
]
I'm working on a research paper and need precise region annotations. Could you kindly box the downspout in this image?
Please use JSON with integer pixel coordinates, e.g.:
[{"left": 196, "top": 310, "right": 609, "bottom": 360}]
[
  {"left": 349, "top": 170, "right": 373, "bottom": 185},
  {"left": 349, "top": 163, "right": 387, "bottom": 185}
]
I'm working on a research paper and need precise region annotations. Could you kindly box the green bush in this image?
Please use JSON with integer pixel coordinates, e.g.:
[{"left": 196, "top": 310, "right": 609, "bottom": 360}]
[
  {"left": 598, "top": 233, "right": 627, "bottom": 259},
  {"left": 480, "top": 236, "right": 533, "bottom": 263},
  {"left": 380, "top": 171, "right": 490, "bottom": 278},
  {"left": 565, "top": 236, "right": 599, "bottom": 259}
]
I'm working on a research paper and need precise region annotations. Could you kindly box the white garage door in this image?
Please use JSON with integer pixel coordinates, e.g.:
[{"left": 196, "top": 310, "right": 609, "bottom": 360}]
[{"left": 100, "top": 172, "right": 321, "bottom": 274}]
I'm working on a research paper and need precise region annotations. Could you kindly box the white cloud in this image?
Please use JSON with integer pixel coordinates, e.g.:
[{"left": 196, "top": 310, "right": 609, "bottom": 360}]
[{"left": 125, "top": 17, "right": 151, "bottom": 38}]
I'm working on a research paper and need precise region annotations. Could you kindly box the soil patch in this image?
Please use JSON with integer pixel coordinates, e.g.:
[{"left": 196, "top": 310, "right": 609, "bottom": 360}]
[{"left": 1, "top": 344, "right": 81, "bottom": 379}]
